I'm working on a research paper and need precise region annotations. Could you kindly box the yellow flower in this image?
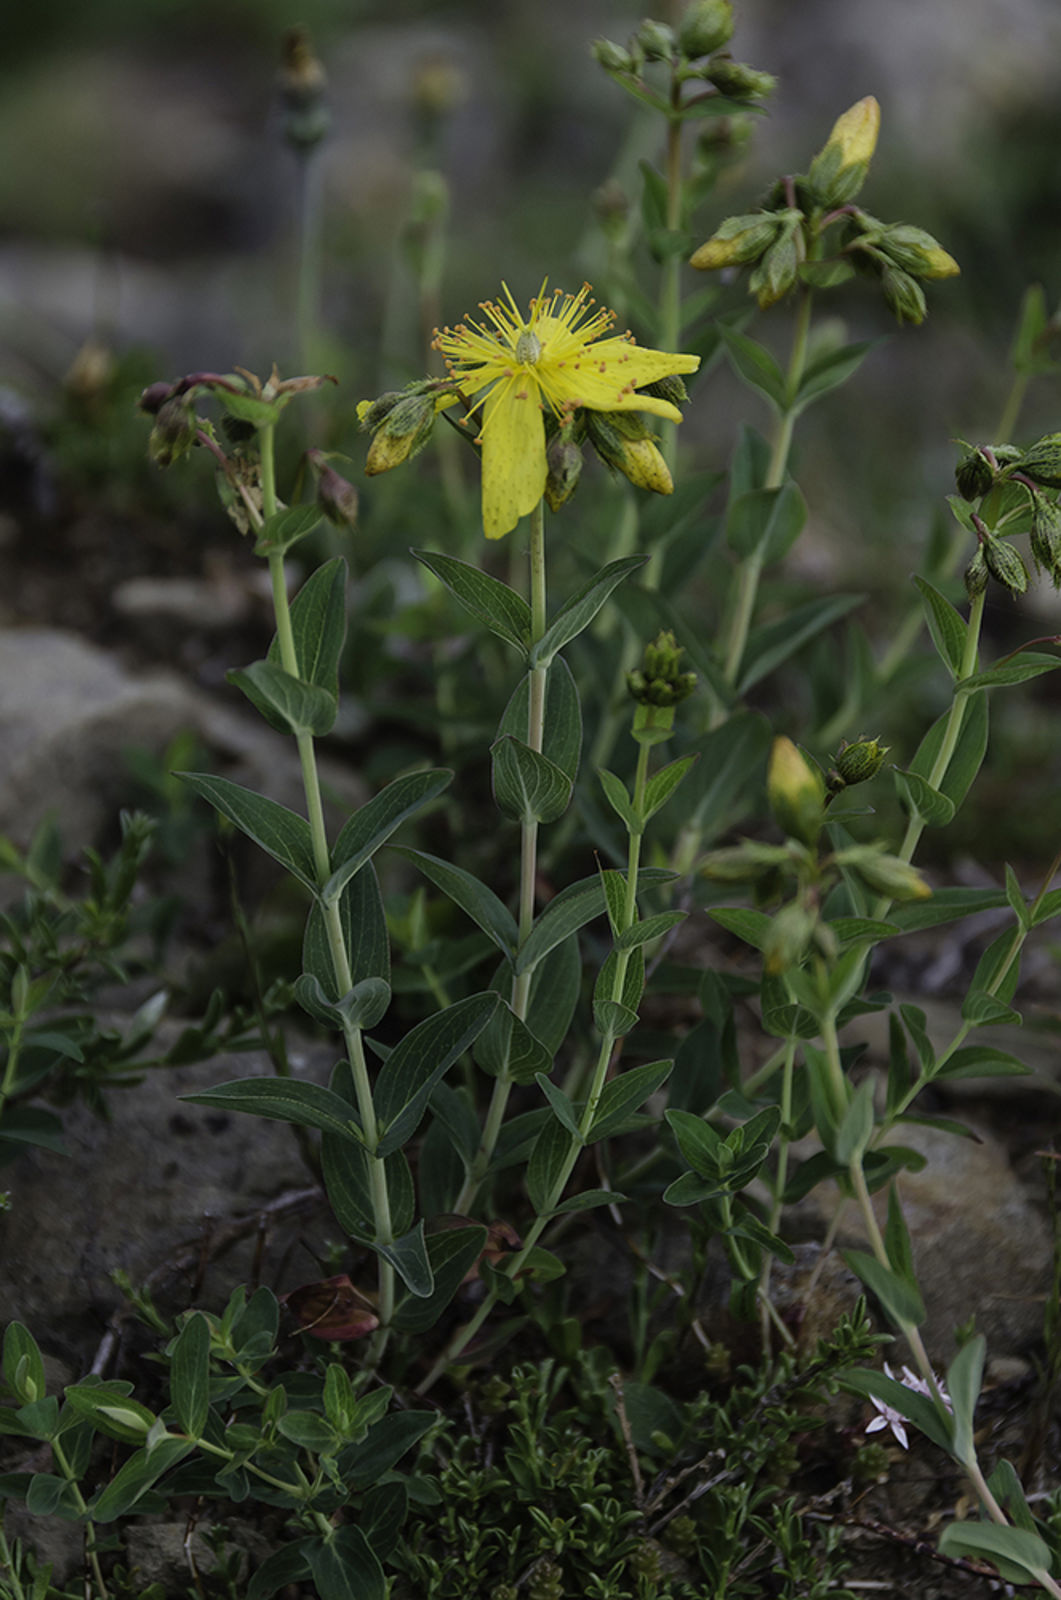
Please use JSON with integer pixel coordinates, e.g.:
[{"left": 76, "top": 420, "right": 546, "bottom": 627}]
[{"left": 432, "top": 282, "right": 700, "bottom": 539}]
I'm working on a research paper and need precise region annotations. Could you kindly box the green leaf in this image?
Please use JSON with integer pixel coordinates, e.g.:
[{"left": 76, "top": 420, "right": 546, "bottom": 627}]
[
  {"left": 682, "top": 711, "right": 771, "bottom": 842},
  {"left": 1011, "top": 283, "right": 1058, "bottom": 377},
  {"left": 829, "top": 917, "right": 899, "bottom": 941},
  {"left": 338, "top": 1410, "right": 437, "bottom": 1487},
  {"left": 642, "top": 755, "right": 698, "bottom": 823},
  {"left": 180, "top": 1078, "right": 362, "bottom": 1142},
  {"left": 228, "top": 659, "right": 337, "bottom": 738},
  {"left": 792, "top": 340, "right": 876, "bottom": 411},
  {"left": 530, "top": 556, "right": 648, "bottom": 668},
  {"left": 913, "top": 576, "right": 966, "bottom": 677},
  {"left": 378, "top": 1223, "right": 433, "bottom": 1298},
  {"left": 838, "top": 1367, "right": 953, "bottom": 1452},
  {"left": 935, "top": 1045, "right": 1029, "bottom": 1081},
  {"left": 526, "top": 1117, "right": 578, "bottom": 1214},
  {"left": 947, "top": 1333, "right": 985, "bottom": 1466},
  {"left": 739, "top": 593, "right": 863, "bottom": 694},
  {"left": 254, "top": 504, "right": 321, "bottom": 553},
  {"left": 525, "top": 935, "right": 582, "bottom": 1056},
  {"left": 392, "top": 848, "right": 518, "bottom": 960},
  {"left": 726, "top": 482, "right": 807, "bottom": 563},
  {"left": 491, "top": 735, "right": 572, "bottom": 825},
  {"left": 473, "top": 999, "right": 551, "bottom": 1087},
  {"left": 321, "top": 1135, "right": 415, "bottom": 1241},
  {"left": 909, "top": 690, "right": 988, "bottom": 813},
  {"left": 961, "top": 650, "right": 1061, "bottom": 691},
  {"left": 615, "top": 911, "right": 686, "bottom": 952},
  {"left": 834, "top": 1078, "right": 876, "bottom": 1164},
  {"left": 665, "top": 1108, "right": 723, "bottom": 1179},
  {"left": 535, "top": 1073, "right": 583, "bottom": 1139},
  {"left": 91, "top": 1437, "right": 195, "bottom": 1522},
  {"left": 888, "top": 886, "right": 1007, "bottom": 932},
  {"left": 3, "top": 1325, "right": 46, "bottom": 1406},
  {"left": 498, "top": 655, "right": 582, "bottom": 781},
  {"left": 268, "top": 557, "right": 347, "bottom": 696},
  {"left": 414, "top": 549, "right": 531, "bottom": 654},
  {"left": 306, "top": 1527, "right": 387, "bottom": 1600},
  {"left": 843, "top": 1249, "right": 925, "bottom": 1327},
  {"left": 391, "top": 1225, "right": 488, "bottom": 1333},
  {"left": 938, "top": 1523, "right": 1054, "bottom": 1586},
  {"left": 718, "top": 324, "right": 787, "bottom": 410},
  {"left": 374, "top": 993, "right": 498, "bottom": 1157},
  {"left": 960, "top": 992, "right": 1021, "bottom": 1027},
  {"left": 324, "top": 770, "right": 452, "bottom": 905},
  {"left": 170, "top": 1313, "right": 210, "bottom": 1439},
  {"left": 176, "top": 773, "right": 317, "bottom": 890},
  {"left": 304, "top": 861, "right": 389, "bottom": 1001},
  {"left": 600, "top": 868, "right": 627, "bottom": 938},
  {"left": 1032, "top": 887, "right": 1061, "bottom": 927},
  {"left": 277, "top": 1412, "right": 338, "bottom": 1452},
  {"left": 587, "top": 1060, "right": 672, "bottom": 1143},
  {"left": 26, "top": 1474, "right": 80, "bottom": 1517},
  {"left": 1004, "top": 863, "right": 1030, "bottom": 930},
  {"left": 598, "top": 768, "right": 638, "bottom": 830},
  {"left": 593, "top": 947, "right": 644, "bottom": 1037},
  {"left": 893, "top": 767, "right": 955, "bottom": 828},
  {"left": 295, "top": 974, "right": 391, "bottom": 1031},
  {"left": 514, "top": 867, "right": 674, "bottom": 976},
  {"left": 550, "top": 1189, "right": 628, "bottom": 1215},
  {"left": 708, "top": 906, "right": 770, "bottom": 951}
]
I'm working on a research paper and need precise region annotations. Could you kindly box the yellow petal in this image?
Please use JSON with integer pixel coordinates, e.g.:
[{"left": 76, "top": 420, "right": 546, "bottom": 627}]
[
  {"left": 542, "top": 341, "right": 698, "bottom": 420},
  {"left": 479, "top": 381, "right": 547, "bottom": 539}
]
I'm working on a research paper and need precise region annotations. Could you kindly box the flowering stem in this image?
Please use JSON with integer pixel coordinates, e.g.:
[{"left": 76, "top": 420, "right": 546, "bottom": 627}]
[
  {"left": 457, "top": 501, "right": 549, "bottom": 1210},
  {"left": 259, "top": 422, "right": 395, "bottom": 1354},
  {"left": 720, "top": 288, "right": 813, "bottom": 693}
]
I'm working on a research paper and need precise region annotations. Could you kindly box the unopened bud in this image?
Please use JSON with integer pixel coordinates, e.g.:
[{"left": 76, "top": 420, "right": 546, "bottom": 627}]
[
  {"left": 983, "top": 536, "right": 1029, "bottom": 595},
  {"left": 139, "top": 380, "right": 176, "bottom": 415},
  {"left": 307, "top": 450, "right": 359, "bottom": 528},
  {"left": 628, "top": 631, "right": 696, "bottom": 706},
  {"left": 881, "top": 265, "right": 927, "bottom": 326},
  {"left": 955, "top": 447, "right": 995, "bottom": 501},
  {"left": 831, "top": 736, "right": 889, "bottom": 788},
  {"left": 544, "top": 425, "right": 583, "bottom": 512},
  {"left": 705, "top": 59, "right": 776, "bottom": 99},
  {"left": 640, "top": 373, "right": 689, "bottom": 408},
  {"left": 879, "top": 224, "right": 960, "bottom": 281},
  {"left": 850, "top": 851, "right": 931, "bottom": 903},
  {"left": 763, "top": 900, "right": 818, "bottom": 975},
  {"left": 279, "top": 28, "right": 330, "bottom": 152},
  {"left": 807, "top": 96, "right": 880, "bottom": 206},
  {"left": 636, "top": 20, "right": 675, "bottom": 61},
  {"left": 148, "top": 396, "right": 198, "bottom": 467},
  {"left": 767, "top": 737, "right": 825, "bottom": 848},
  {"left": 586, "top": 411, "right": 673, "bottom": 495},
  {"left": 963, "top": 545, "right": 988, "bottom": 598},
  {"left": 690, "top": 211, "right": 781, "bottom": 271},
  {"left": 411, "top": 54, "right": 467, "bottom": 122},
  {"left": 750, "top": 225, "right": 802, "bottom": 308},
  {"left": 592, "top": 37, "right": 636, "bottom": 74},
  {"left": 358, "top": 391, "right": 437, "bottom": 475},
  {"left": 1017, "top": 433, "right": 1061, "bottom": 490},
  {"left": 1030, "top": 493, "right": 1061, "bottom": 575},
  {"left": 678, "top": 0, "right": 734, "bottom": 59}
]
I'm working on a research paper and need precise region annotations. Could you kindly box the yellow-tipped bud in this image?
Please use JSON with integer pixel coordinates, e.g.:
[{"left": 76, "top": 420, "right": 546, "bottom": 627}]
[
  {"left": 586, "top": 411, "right": 674, "bottom": 495},
  {"left": 690, "top": 212, "right": 781, "bottom": 271},
  {"left": 808, "top": 95, "right": 880, "bottom": 207},
  {"left": 767, "top": 737, "right": 825, "bottom": 848}
]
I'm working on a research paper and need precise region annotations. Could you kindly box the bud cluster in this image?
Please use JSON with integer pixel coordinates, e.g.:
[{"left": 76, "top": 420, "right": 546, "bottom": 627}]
[
  {"left": 825, "top": 736, "right": 889, "bottom": 796},
  {"left": 691, "top": 97, "right": 959, "bottom": 325},
  {"left": 953, "top": 433, "right": 1061, "bottom": 593},
  {"left": 627, "top": 631, "right": 698, "bottom": 709},
  {"left": 592, "top": 3, "right": 774, "bottom": 103},
  {"left": 356, "top": 381, "right": 451, "bottom": 476}
]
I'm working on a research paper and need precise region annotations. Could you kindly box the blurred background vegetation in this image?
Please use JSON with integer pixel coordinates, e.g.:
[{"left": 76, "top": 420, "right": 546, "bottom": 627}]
[{"left": 3, "top": 0, "right": 1061, "bottom": 865}]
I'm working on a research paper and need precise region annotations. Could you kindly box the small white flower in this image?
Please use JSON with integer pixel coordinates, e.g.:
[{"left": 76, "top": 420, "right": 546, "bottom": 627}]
[{"left": 864, "top": 1362, "right": 952, "bottom": 1450}]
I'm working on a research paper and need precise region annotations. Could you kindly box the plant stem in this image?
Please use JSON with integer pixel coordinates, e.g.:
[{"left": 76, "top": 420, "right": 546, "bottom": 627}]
[
  {"left": 720, "top": 289, "right": 813, "bottom": 693},
  {"left": 259, "top": 423, "right": 395, "bottom": 1353},
  {"left": 51, "top": 1437, "right": 109, "bottom": 1600},
  {"left": 457, "top": 500, "right": 549, "bottom": 1210}
]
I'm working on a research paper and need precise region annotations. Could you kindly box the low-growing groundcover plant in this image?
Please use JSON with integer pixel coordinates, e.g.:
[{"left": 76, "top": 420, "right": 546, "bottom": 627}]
[{"left": 5, "top": 5, "right": 1061, "bottom": 1596}]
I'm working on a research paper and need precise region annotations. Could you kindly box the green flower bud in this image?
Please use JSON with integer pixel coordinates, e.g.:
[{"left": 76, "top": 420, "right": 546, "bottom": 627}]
[
  {"left": 764, "top": 900, "right": 819, "bottom": 975},
  {"left": 881, "top": 265, "right": 927, "bottom": 326},
  {"left": 148, "top": 395, "right": 198, "bottom": 467},
  {"left": 1017, "top": 432, "right": 1061, "bottom": 489},
  {"left": 705, "top": 59, "right": 776, "bottom": 99},
  {"left": 767, "top": 737, "right": 825, "bottom": 848},
  {"left": 358, "top": 390, "right": 437, "bottom": 475},
  {"left": 640, "top": 372, "right": 689, "bottom": 407},
  {"left": 807, "top": 96, "right": 880, "bottom": 207},
  {"left": 983, "top": 536, "right": 1029, "bottom": 595},
  {"left": 592, "top": 37, "right": 636, "bottom": 74},
  {"left": 878, "top": 223, "right": 959, "bottom": 281},
  {"left": 964, "top": 545, "right": 989, "bottom": 599},
  {"left": 849, "top": 851, "right": 931, "bottom": 903},
  {"left": 749, "top": 226, "right": 803, "bottom": 308},
  {"left": 1030, "top": 492, "right": 1061, "bottom": 575},
  {"left": 831, "top": 736, "right": 889, "bottom": 788},
  {"left": 628, "top": 631, "right": 697, "bottom": 743},
  {"left": 278, "top": 27, "right": 330, "bottom": 153},
  {"left": 955, "top": 447, "right": 995, "bottom": 501},
  {"left": 636, "top": 20, "right": 675, "bottom": 61},
  {"left": 690, "top": 211, "right": 783, "bottom": 271},
  {"left": 700, "top": 841, "right": 794, "bottom": 882},
  {"left": 544, "top": 424, "right": 583, "bottom": 512},
  {"left": 678, "top": 0, "right": 734, "bottom": 59}
]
